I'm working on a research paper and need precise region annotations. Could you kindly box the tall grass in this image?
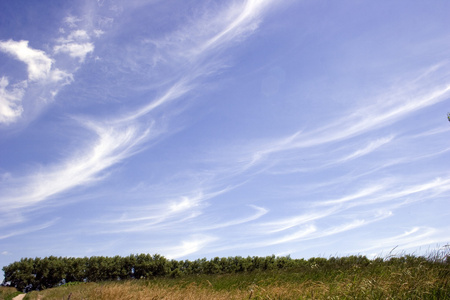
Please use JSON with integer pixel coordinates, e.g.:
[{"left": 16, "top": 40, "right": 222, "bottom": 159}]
[
  {"left": 0, "top": 286, "right": 24, "bottom": 300},
  {"left": 21, "top": 248, "right": 450, "bottom": 299}
]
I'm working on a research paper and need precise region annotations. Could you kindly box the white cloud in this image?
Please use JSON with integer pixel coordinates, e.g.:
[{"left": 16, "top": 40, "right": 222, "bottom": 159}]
[
  {"left": 0, "top": 77, "right": 26, "bottom": 124},
  {"left": 0, "top": 121, "right": 152, "bottom": 211},
  {"left": 0, "top": 40, "right": 53, "bottom": 81},
  {"left": 316, "top": 185, "right": 385, "bottom": 207},
  {"left": 0, "top": 25, "right": 98, "bottom": 126},
  {"left": 378, "top": 177, "right": 450, "bottom": 204},
  {"left": 49, "top": 68, "right": 73, "bottom": 85},
  {"left": 64, "top": 15, "right": 82, "bottom": 28},
  {"left": 54, "top": 30, "right": 94, "bottom": 62},
  {"left": 0, "top": 40, "right": 73, "bottom": 125},
  {"left": 267, "top": 225, "right": 317, "bottom": 246},
  {"left": 54, "top": 42, "right": 94, "bottom": 62},
  {"left": 0, "top": 219, "right": 59, "bottom": 240},
  {"left": 119, "top": 0, "right": 277, "bottom": 125},
  {"left": 260, "top": 209, "right": 337, "bottom": 233},
  {"left": 92, "top": 187, "right": 235, "bottom": 235},
  {"left": 93, "top": 29, "right": 104, "bottom": 37},
  {"left": 192, "top": 0, "right": 273, "bottom": 56},
  {"left": 0, "top": 39, "right": 73, "bottom": 86},
  {"left": 218, "top": 67, "right": 450, "bottom": 178},
  {"left": 198, "top": 205, "right": 268, "bottom": 231},
  {"left": 68, "top": 30, "right": 90, "bottom": 41},
  {"left": 359, "top": 227, "right": 447, "bottom": 255},
  {"left": 164, "top": 234, "right": 217, "bottom": 259},
  {"left": 169, "top": 195, "right": 201, "bottom": 213},
  {"left": 339, "top": 136, "right": 394, "bottom": 162}
]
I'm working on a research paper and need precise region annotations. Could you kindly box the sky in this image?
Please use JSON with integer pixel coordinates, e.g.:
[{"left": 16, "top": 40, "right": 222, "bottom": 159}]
[{"left": 1, "top": 0, "right": 450, "bottom": 281}]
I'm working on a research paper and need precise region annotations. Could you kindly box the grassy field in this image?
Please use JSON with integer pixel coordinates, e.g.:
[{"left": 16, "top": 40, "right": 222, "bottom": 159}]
[
  {"left": 17, "top": 251, "right": 449, "bottom": 300},
  {"left": 0, "top": 286, "right": 24, "bottom": 300}
]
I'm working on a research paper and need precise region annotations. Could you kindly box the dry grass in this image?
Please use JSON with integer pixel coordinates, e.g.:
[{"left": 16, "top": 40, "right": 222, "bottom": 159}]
[
  {"left": 22, "top": 273, "right": 449, "bottom": 300},
  {"left": 0, "top": 286, "right": 24, "bottom": 300},
  {"left": 20, "top": 249, "right": 450, "bottom": 299},
  {"left": 24, "top": 282, "right": 247, "bottom": 300}
]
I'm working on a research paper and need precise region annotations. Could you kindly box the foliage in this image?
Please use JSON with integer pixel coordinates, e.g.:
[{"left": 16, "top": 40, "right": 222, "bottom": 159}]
[
  {"left": 22, "top": 253, "right": 450, "bottom": 299},
  {"left": 3, "top": 248, "right": 449, "bottom": 299}
]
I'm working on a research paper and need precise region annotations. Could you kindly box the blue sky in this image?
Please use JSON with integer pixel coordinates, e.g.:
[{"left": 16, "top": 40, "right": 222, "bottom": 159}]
[{"left": 1, "top": 0, "right": 450, "bottom": 280}]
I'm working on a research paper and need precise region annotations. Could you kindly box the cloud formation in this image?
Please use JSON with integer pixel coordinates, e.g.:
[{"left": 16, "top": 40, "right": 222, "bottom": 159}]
[
  {"left": 0, "top": 77, "right": 26, "bottom": 124},
  {"left": 0, "top": 121, "right": 152, "bottom": 211},
  {"left": 0, "top": 40, "right": 54, "bottom": 81},
  {"left": 0, "top": 0, "right": 277, "bottom": 215},
  {"left": 1, "top": 1, "right": 449, "bottom": 271},
  {"left": 0, "top": 39, "right": 73, "bottom": 124},
  {"left": 54, "top": 30, "right": 95, "bottom": 62}
]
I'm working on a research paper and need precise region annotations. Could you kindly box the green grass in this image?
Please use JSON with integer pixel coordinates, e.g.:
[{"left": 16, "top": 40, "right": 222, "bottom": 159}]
[
  {"left": 20, "top": 251, "right": 450, "bottom": 299},
  {"left": 0, "top": 287, "right": 24, "bottom": 300}
]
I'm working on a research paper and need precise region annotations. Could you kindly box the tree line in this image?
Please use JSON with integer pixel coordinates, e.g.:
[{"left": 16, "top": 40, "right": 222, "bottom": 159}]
[{"left": 2, "top": 253, "right": 436, "bottom": 292}]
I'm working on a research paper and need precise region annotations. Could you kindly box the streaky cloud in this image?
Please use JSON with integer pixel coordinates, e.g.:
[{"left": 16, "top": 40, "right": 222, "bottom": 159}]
[
  {"left": 163, "top": 234, "right": 218, "bottom": 259},
  {"left": 91, "top": 187, "right": 233, "bottom": 234},
  {"left": 118, "top": 0, "right": 277, "bottom": 124},
  {"left": 235, "top": 66, "right": 450, "bottom": 171},
  {"left": 338, "top": 135, "right": 394, "bottom": 162},
  {"left": 0, "top": 0, "right": 280, "bottom": 213},
  {"left": 315, "top": 185, "right": 385, "bottom": 207},
  {"left": 199, "top": 205, "right": 268, "bottom": 230},
  {"left": 259, "top": 209, "right": 336, "bottom": 233},
  {"left": 0, "top": 218, "right": 59, "bottom": 240},
  {"left": 360, "top": 226, "right": 447, "bottom": 255},
  {"left": 194, "top": 0, "right": 274, "bottom": 56},
  {"left": 267, "top": 225, "right": 317, "bottom": 246},
  {"left": 0, "top": 121, "right": 152, "bottom": 211}
]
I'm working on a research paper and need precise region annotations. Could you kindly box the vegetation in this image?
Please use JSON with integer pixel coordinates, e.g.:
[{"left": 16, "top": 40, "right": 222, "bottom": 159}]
[
  {"left": 2, "top": 248, "right": 449, "bottom": 299},
  {"left": 0, "top": 286, "right": 24, "bottom": 300}
]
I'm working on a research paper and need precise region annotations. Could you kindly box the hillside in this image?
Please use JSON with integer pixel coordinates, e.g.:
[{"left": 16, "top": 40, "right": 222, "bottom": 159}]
[{"left": 2, "top": 250, "right": 449, "bottom": 299}]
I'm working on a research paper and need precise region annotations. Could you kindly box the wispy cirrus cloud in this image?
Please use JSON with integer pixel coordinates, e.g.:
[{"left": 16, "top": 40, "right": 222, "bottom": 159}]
[
  {"left": 119, "top": 0, "right": 276, "bottom": 123},
  {"left": 0, "top": 121, "right": 152, "bottom": 211},
  {"left": 93, "top": 188, "right": 224, "bottom": 233},
  {"left": 244, "top": 71, "right": 450, "bottom": 172},
  {"left": 359, "top": 227, "right": 449, "bottom": 256},
  {"left": 0, "top": 218, "right": 59, "bottom": 240},
  {"left": 164, "top": 234, "right": 218, "bottom": 259},
  {"left": 315, "top": 176, "right": 450, "bottom": 210},
  {"left": 0, "top": 0, "right": 279, "bottom": 228},
  {"left": 337, "top": 135, "right": 394, "bottom": 163},
  {"left": 199, "top": 205, "right": 268, "bottom": 230},
  {"left": 260, "top": 210, "right": 337, "bottom": 234},
  {"left": 1, "top": 1, "right": 449, "bottom": 265}
]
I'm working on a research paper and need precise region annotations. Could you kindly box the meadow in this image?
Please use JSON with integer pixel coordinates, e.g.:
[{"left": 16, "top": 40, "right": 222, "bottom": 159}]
[{"left": 2, "top": 248, "right": 449, "bottom": 299}]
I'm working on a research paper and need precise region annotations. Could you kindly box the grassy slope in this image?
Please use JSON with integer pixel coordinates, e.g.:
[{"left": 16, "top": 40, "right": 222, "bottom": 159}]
[
  {"left": 22, "top": 254, "right": 449, "bottom": 300},
  {"left": 0, "top": 287, "right": 24, "bottom": 300}
]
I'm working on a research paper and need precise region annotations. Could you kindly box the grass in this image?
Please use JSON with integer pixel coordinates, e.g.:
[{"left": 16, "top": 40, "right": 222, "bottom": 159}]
[
  {"left": 0, "top": 287, "right": 24, "bottom": 300},
  {"left": 20, "top": 251, "right": 449, "bottom": 300}
]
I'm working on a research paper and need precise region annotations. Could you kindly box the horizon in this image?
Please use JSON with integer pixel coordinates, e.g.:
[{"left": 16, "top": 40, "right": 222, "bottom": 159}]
[{"left": 1, "top": 0, "right": 450, "bottom": 282}]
